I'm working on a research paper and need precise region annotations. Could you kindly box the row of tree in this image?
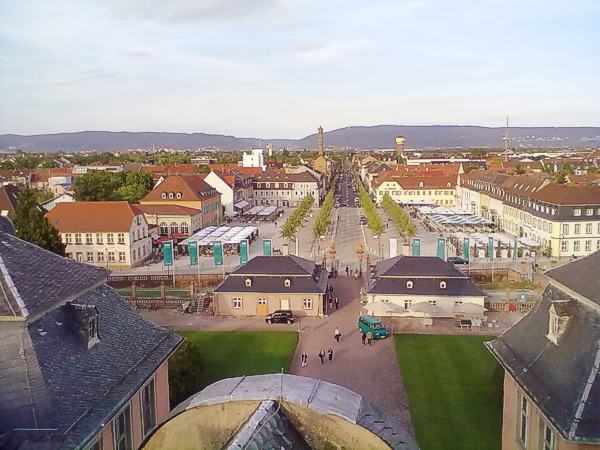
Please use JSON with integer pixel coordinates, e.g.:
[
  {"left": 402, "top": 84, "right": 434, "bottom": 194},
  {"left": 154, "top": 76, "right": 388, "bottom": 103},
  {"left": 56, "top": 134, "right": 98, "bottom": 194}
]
[
  {"left": 357, "top": 181, "right": 385, "bottom": 236},
  {"left": 280, "top": 195, "right": 315, "bottom": 242},
  {"left": 312, "top": 177, "right": 339, "bottom": 238},
  {"left": 381, "top": 193, "right": 417, "bottom": 239},
  {"left": 73, "top": 171, "right": 155, "bottom": 202}
]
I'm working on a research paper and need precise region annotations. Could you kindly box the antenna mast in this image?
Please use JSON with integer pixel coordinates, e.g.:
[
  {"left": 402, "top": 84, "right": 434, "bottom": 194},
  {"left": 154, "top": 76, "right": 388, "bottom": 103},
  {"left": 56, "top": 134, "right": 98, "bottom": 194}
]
[{"left": 503, "top": 116, "right": 510, "bottom": 162}]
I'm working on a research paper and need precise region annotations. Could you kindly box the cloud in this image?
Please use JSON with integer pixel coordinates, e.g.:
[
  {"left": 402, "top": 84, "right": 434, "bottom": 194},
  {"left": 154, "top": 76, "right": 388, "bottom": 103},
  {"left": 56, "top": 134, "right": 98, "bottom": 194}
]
[{"left": 109, "top": 0, "right": 286, "bottom": 23}]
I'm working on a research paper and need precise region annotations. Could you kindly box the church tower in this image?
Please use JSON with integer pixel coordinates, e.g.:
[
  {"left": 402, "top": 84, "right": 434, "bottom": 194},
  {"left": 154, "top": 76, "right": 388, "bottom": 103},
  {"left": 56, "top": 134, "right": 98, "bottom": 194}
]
[{"left": 317, "top": 126, "right": 324, "bottom": 156}]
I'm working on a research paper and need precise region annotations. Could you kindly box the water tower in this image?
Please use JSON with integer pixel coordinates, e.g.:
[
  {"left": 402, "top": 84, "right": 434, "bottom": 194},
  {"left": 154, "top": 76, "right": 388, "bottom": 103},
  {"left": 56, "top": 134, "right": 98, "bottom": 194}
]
[{"left": 395, "top": 136, "right": 406, "bottom": 158}]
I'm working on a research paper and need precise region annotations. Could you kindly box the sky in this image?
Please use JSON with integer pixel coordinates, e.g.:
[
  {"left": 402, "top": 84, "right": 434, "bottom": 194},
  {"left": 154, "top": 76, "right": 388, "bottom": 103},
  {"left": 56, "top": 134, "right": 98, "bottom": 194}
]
[{"left": 0, "top": 0, "right": 599, "bottom": 138}]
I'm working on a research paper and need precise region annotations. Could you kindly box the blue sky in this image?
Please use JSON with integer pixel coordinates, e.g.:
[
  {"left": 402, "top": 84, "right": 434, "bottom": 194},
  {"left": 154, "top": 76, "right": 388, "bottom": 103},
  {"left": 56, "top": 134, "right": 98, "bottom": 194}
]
[{"left": 0, "top": 0, "right": 598, "bottom": 137}]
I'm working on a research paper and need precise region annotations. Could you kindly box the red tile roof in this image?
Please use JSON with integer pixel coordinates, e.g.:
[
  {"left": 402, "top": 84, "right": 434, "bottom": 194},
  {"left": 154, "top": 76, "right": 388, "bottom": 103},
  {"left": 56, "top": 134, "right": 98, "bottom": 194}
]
[
  {"left": 46, "top": 201, "right": 143, "bottom": 232},
  {"left": 141, "top": 175, "right": 219, "bottom": 202}
]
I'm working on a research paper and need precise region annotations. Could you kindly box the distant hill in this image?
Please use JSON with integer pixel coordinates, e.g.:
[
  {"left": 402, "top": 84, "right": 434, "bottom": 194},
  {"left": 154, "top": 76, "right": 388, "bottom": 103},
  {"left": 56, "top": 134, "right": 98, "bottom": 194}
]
[{"left": 1, "top": 126, "right": 599, "bottom": 152}]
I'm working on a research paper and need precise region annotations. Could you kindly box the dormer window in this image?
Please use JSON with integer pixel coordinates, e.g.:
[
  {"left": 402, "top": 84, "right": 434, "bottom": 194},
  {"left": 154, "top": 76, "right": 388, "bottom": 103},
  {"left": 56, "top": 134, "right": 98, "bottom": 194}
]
[
  {"left": 245, "top": 278, "right": 252, "bottom": 287},
  {"left": 161, "top": 192, "right": 167, "bottom": 199},
  {"left": 176, "top": 192, "right": 183, "bottom": 199},
  {"left": 88, "top": 316, "right": 98, "bottom": 339},
  {"left": 440, "top": 281, "right": 447, "bottom": 289},
  {"left": 284, "top": 278, "right": 291, "bottom": 287},
  {"left": 547, "top": 300, "right": 571, "bottom": 345},
  {"left": 168, "top": 192, "right": 174, "bottom": 199},
  {"left": 406, "top": 281, "right": 413, "bottom": 289}
]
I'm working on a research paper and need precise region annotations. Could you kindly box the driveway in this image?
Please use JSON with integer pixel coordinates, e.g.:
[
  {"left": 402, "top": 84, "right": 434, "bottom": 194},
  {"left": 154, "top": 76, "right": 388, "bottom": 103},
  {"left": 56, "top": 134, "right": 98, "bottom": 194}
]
[{"left": 288, "top": 276, "right": 414, "bottom": 433}]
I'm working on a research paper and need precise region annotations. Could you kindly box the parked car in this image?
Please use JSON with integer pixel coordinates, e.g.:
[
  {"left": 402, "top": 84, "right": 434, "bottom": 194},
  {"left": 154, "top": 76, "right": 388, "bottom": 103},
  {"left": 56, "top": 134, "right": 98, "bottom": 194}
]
[
  {"left": 265, "top": 310, "right": 294, "bottom": 325},
  {"left": 357, "top": 315, "right": 388, "bottom": 339},
  {"left": 359, "top": 218, "right": 367, "bottom": 225},
  {"left": 447, "top": 256, "right": 468, "bottom": 265}
]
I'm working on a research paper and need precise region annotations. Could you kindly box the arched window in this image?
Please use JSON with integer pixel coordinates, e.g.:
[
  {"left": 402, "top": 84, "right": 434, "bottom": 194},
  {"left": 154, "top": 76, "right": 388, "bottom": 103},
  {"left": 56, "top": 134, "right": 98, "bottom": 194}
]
[
  {"left": 245, "top": 278, "right": 252, "bottom": 287},
  {"left": 180, "top": 223, "right": 189, "bottom": 235},
  {"left": 159, "top": 222, "right": 168, "bottom": 235},
  {"left": 284, "top": 278, "right": 291, "bottom": 287},
  {"left": 440, "top": 281, "right": 447, "bottom": 289},
  {"left": 170, "top": 222, "right": 179, "bottom": 235}
]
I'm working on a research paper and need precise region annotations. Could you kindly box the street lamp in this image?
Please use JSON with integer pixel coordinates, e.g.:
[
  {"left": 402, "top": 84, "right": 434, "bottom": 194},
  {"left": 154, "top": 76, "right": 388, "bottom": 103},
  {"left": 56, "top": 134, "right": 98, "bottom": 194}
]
[{"left": 356, "top": 243, "right": 364, "bottom": 277}]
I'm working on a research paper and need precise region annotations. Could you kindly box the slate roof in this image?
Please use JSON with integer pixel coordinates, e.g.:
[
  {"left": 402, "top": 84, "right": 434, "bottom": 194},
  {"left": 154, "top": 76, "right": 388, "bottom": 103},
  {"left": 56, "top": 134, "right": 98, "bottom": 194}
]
[
  {"left": 230, "top": 255, "right": 318, "bottom": 276},
  {"left": 215, "top": 256, "right": 328, "bottom": 294},
  {"left": 0, "top": 184, "right": 19, "bottom": 220},
  {"left": 487, "top": 282, "right": 600, "bottom": 443},
  {"left": 544, "top": 250, "right": 600, "bottom": 306},
  {"left": 161, "top": 374, "right": 419, "bottom": 450},
  {"left": 0, "top": 232, "right": 107, "bottom": 319},
  {"left": 0, "top": 237, "right": 182, "bottom": 449},
  {"left": 367, "top": 256, "right": 483, "bottom": 297}
]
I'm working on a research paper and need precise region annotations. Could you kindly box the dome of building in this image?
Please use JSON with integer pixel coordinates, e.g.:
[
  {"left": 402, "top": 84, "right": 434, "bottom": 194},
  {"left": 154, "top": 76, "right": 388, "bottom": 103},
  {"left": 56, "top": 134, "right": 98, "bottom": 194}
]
[{"left": 142, "top": 374, "right": 419, "bottom": 450}]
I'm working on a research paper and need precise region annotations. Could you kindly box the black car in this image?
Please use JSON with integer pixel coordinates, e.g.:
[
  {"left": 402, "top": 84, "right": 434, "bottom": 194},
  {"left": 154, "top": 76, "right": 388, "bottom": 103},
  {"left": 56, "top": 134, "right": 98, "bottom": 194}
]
[
  {"left": 447, "top": 256, "right": 468, "bottom": 265},
  {"left": 265, "top": 310, "right": 294, "bottom": 324}
]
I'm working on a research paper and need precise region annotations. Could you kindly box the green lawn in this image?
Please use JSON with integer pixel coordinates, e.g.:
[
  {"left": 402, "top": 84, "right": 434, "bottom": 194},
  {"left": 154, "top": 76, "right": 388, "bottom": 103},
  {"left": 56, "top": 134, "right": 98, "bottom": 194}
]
[
  {"left": 179, "top": 331, "right": 298, "bottom": 390},
  {"left": 394, "top": 335, "right": 503, "bottom": 450}
]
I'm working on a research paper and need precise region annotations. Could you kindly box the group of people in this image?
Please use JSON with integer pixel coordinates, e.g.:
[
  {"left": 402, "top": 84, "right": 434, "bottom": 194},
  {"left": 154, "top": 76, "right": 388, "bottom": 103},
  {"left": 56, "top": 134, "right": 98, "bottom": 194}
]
[{"left": 300, "top": 327, "right": 343, "bottom": 368}]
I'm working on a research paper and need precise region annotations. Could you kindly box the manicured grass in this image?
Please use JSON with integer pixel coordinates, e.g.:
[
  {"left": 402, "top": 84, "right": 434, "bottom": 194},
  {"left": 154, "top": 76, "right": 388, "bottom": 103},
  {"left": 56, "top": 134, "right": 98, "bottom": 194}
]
[
  {"left": 394, "top": 335, "right": 503, "bottom": 450},
  {"left": 477, "top": 280, "right": 538, "bottom": 291},
  {"left": 179, "top": 331, "right": 298, "bottom": 390}
]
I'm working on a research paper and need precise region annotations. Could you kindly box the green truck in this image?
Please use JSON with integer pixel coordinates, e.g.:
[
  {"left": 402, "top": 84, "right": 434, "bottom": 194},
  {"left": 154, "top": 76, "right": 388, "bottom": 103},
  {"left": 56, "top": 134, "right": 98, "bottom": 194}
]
[{"left": 357, "top": 315, "right": 389, "bottom": 339}]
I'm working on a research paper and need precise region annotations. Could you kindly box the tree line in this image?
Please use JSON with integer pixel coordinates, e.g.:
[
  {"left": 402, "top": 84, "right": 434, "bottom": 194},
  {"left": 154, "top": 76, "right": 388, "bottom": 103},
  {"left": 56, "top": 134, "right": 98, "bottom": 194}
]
[
  {"left": 280, "top": 195, "right": 314, "bottom": 243},
  {"left": 381, "top": 193, "right": 416, "bottom": 239},
  {"left": 312, "top": 177, "right": 339, "bottom": 238},
  {"left": 357, "top": 181, "right": 385, "bottom": 236},
  {"left": 73, "top": 171, "right": 155, "bottom": 202}
]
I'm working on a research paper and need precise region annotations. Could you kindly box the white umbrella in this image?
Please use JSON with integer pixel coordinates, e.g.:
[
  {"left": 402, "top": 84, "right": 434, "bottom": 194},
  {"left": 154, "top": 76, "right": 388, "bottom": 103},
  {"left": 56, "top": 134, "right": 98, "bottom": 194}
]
[
  {"left": 453, "top": 302, "right": 487, "bottom": 315},
  {"left": 365, "top": 301, "right": 397, "bottom": 316},
  {"left": 411, "top": 302, "right": 441, "bottom": 315}
]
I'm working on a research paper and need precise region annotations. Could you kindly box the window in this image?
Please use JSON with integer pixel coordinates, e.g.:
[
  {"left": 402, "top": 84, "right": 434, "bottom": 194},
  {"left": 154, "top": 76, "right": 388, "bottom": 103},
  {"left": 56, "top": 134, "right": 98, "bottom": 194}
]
[
  {"left": 88, "top": 316, "right": 97, "bottom": 339},
  {"left": 141, "top": 378, "right": 157, "bottom": 438},
  {"left": 573, "top": 208, "right": 581, "bottom": 216},
  {"left": 541, "top": 421, "right": 556, "bottom": 450},
  {"left": 176, "top": 192, "right": 182, "bottom": 199},
  {"left": 65, "top": 233, "right": 72, "bottom": 244},
  {"left": 168, "top": 192, "right": 174, "bottom": 199},
  {"left": 585, "top": 240, "right": 592, "bottom": 252},
  {"left": 112, "top": 404, "right": 132, "bottom": 450},
  {"left": 75, "top": 233, "right": 82, "bottom": 244},
  {"left": 159, "top": 222, "right": 168, "bottom": 235},
  {"left": 427, "top": 300, "right": 437, "bottom": 306},
  {"left": 586, "top": 208, "right": 593, "bottom": 216},
  {"left": 303, "top": 298, "right": 312, "bottom": 309},
  {"left": 170, "top": 222, "right": 179, "bottom": 235},
  {"left": 284, "top": 278, "right": 291, "bottom": 287},
  {"left": 119, "top": 251, "right": 126, "bottom": 262},
  {"left": 96, "top": 233, "right": 103, "bottom": 244},
  {"left": 107, "top": 233, "right": 114, "bottom": 244},
  {"left": 561, "top": 241, "right": 568, "bottom": 252},
  {"left": 404, "top": 299, "right": 412, "bottom": 310},
  {"left": 519, "top": 395, "right": 528, "bottom": 445},
  {"left": 586, "top": 223, "right": 593, "bottom": 234},
  {"left": 118, "top": 233, "right": 125, "bottom": 244},
  {"left": 245, "top": 278, "right": 252, "bottom": 287},
  {"left": 232, "top": 297, "right": 243, "bottom": 309},
  {"left": 454, "top": 300, "right": 463, "bottom": 306},
  {"left": 86, "top": 233, "right": 93, "bottom": 244},
  {"left": 574, "top": 241, "right": 581, "bottom": 252},
  {"left": 108, "top": 251, "right": 115, "bottom": 262},
  {"left": 440, "top": 281, "right": 447, "bottom": 289},
  {"left": 86, "top": 252, "right": 94, "bottom": 262},
  {"left": 574, "top": 224, "right": 581, "bottom": 234},
  {"left": 180, "top": 223, "right": 189, "bottom": 235},
  {"left": 406, "top": 281, "right": 413, "bottom": 289},
  {"left": 161, "top": 192, "right": 167, "bottom": 199},
  {"left": 97, "top": 252, "right": 105, "bottom": 262}
]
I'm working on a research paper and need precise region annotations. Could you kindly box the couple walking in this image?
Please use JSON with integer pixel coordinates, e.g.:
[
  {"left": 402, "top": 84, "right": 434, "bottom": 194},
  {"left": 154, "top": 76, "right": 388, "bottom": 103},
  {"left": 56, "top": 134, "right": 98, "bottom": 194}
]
[{"left": 361, "top": 330, "right": 373, "bottom": 346}]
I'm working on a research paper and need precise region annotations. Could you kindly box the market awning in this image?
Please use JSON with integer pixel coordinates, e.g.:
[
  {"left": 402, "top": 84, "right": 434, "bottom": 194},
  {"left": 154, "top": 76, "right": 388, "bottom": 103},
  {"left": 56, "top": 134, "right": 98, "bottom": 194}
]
[{"left": 234, "top": 200, "right": 250, "bottom": 209}]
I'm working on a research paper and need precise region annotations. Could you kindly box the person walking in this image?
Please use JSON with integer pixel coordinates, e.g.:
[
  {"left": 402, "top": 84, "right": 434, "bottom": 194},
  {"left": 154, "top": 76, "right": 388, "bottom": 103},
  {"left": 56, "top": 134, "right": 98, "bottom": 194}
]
[
  {"left": 334, "top": 327, "right": 342, "bottom": 343},
  {"left": 361, "top": 331, "right": 367, "bottom": 346},
  {"left": 301, "top": 351, "right": 308, "bottom": 368},
  {"left": 334, "top": 297, "right": 339, "bottom": 310},
  {"left": 345, "top": 265, "right": 349, "bottom": 276},
  {"left": 327, "top": 348, "right": 334, "bottom": 362},
  {"left": 367, "top": 331, "right": 373, "bottom": 346},
  {"left": 318, "top": 348, "right": 325, "bottom": 365}
]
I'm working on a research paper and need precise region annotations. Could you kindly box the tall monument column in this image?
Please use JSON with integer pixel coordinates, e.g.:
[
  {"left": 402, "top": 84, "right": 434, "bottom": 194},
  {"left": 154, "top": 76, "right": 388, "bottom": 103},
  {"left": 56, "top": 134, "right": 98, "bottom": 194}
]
[{"left": 317, "top": 126, "right": 324, "bottom": 156}]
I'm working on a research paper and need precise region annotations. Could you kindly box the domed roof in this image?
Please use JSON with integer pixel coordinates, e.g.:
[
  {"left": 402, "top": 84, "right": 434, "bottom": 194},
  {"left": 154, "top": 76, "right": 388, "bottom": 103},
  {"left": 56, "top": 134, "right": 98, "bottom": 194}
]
[{"left": 143, "top": 374, "right": 419, "bottom": 450}]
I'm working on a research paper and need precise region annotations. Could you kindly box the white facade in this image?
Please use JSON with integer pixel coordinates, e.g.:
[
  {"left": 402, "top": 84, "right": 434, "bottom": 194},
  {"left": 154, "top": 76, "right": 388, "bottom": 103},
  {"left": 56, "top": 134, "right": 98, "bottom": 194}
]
[
  {"left": 365, "top": 293, "right": 485, "bottom": 318},
  {"left": 204, "top": 171, "right": 234, "bottom": 216},
  {"left": 241, "top": 149, "right": 265, "bottom": 170}
]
